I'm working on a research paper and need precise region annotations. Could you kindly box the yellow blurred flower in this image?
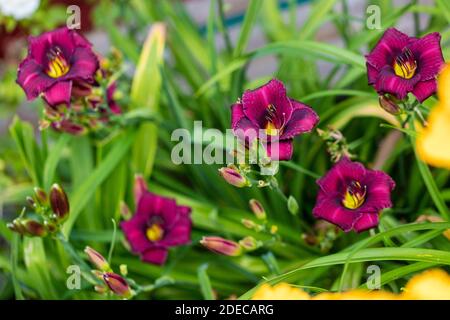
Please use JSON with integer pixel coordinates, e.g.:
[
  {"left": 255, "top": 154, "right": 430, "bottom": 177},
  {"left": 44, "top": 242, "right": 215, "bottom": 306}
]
[
  {"left": 313, "top": 290, "right": 397, "bottom": 300},
  {"left": 251, "top": 269, "right": 450, "bottom": 300},
  {"left": 252, "top": 283, "right": 309, "bottom": 300},
  {"left": 401, "top": 269, "right": 450, "bottom": 300},
  {"left": 417, "top": 64, "right": 450, "bottom": 169}
]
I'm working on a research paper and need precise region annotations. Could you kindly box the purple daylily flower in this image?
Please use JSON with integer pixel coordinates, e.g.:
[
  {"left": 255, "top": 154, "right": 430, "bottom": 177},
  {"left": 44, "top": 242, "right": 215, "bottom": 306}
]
[
  {"left": 366, "top": 28, "right": 445, "bottom": 102},
  {"left": 231, "top": 79, "right": 319, "bottom": 161},
  {"left": 16, "top": 27, "right": 99, "bottom": 108},
  {"left": 120, "top": 176, "right": 192, "bottom": 265},
  {"left": 312, "top": 157, "right": 395, "bottom": 232}
]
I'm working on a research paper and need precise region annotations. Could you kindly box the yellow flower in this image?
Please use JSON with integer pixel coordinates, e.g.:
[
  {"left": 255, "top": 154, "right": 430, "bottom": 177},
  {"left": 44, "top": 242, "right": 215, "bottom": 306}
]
[
  {"left": 401, "top": 269, "right": 450, "bottom": 300},
  {"left": 252, "top": 283, "right": 310, "bottom": 300},
  {"left": 417, "top": 64, "right": 450, "bottom": 169},
  {"left": 313, "top": 290, "right": 397, "bottom": 300}
]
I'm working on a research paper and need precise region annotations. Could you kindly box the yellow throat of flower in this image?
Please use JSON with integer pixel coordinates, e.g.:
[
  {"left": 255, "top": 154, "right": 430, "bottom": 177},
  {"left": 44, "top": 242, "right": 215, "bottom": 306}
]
[
  {"left": 146, "top": 224, "right": 164, "bottom": 242},
  {"left": 393, "top": 49, "right": 417, "bottom": 79},
  {"left": 265, "top": 121, "right": 279, "bottom": 136},
  {"left": 342, "top": 181, "right": 367, "bottom": 209},
  {"left": 46, "top": 49, "right": 70, "bottom": 78}
]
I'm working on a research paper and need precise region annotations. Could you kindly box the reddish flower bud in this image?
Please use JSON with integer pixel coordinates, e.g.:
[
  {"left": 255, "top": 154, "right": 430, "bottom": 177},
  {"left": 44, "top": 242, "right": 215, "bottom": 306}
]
[
  {"left": 200, "top": 236, "right": 242, "bottom": 256},
  {"left": 33, "top": 187, "right": 48, "bottom": 206},
  {"left": 49, "top": 183, "right": 70, "bottom": 222},
  {"left": 379, "top": 95, "right": 401, "bottom": 115},
  {"left": 22, "top": 219, "right": 47, "bottom": 237},
  {"left": 218, "top": 166, "right": 250, "bottom": 188},
  {"left": 102, "top": 272, "right": 132, "bottom": 299},
  {"left": 249, "top": 199, "right": 266, "bottom": 220},
  {"left": 85, "top": 246, "right": 111, "bottom": 272},
  {"left": 133, "top": 174, "right": 148, "bottom": 205}
]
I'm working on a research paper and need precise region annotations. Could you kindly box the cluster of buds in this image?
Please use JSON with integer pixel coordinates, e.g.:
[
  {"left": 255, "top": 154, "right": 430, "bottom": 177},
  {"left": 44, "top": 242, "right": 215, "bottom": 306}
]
[
  {"left": 301, "top": 220, "right": 340, "bottom": 253},
  {"left": 242, "top": 199, "right": 279, "bottom": 237},
  {"left": 7, "top": 184, "right": 69, "bottom": 237},
  {"left": 85, "top": 246, "right": 133, "bottom": 299},
  {"left": 317, "top": 126, "right": 353, "bottom": 163},
  {"left": 40, "top": 50, "right": 124, "bottom": 136}
]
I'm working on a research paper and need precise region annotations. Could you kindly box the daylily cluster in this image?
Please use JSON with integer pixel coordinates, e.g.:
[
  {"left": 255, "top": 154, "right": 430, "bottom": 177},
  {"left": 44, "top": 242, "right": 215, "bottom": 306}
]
[
  {"left": 120, "top": 175, "right": 192, "bottom": 265},
  {"left": 252, "top": 269, "right": 450, "bottom": 300},
  {"left": 85, "top": 247, "right": 133, "bottom": 299},
  {"left": 7, "top": 184, "right": 69, "bottom": 237},
  {"left": 16, "top": 27, "right": 123, "bottom": 135}
]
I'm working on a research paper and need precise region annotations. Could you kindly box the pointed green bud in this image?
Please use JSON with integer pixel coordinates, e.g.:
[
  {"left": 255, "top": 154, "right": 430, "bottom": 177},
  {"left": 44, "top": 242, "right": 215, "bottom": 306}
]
[
  {"left": 287, "top": 196, "right": 299, "bottom": 215},
  {"left": 239, "top": 236, "right": 260, "bottom": 251},
  {"left": 49, "top": 184, "right": 70, "bottom": 222}
]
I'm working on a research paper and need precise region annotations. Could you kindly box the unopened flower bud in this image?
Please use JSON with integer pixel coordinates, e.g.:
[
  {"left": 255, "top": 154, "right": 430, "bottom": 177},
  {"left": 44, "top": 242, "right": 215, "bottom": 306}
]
[
  {"left": 49, "top": 184, "right": 70, "bottom": 222},
  {"left": 53, "top": 120, "right": 86, "bottom": 135},
  {"left": 218, "top": 166, "right": 250, "bottom": 188},
  {"left": 94, "top": 285, "right": 107, "bottom": 294},
  {"left": 33, "top": 187, "right": 48, "bottom": 206},
  {"left": 270, "top": 225, "right": 278, "bottom": 234},
  {"left": 239, "top": 236, "right": 260, "bottom": 251},
  {"left": 44, "top": 220, "right": 58, "bottom": 233},
  {"left": 379, "top": 95, "right": 401, "bottom": 115},
  {"left": 26, "top": 196, "right": 36, "bottom": 208},
  {"left": 249, "top": 199, "right": 266, "bottom": 220},
  {"left": 120, "top": 201, "right": 132, "bottom": 220},
  {"left": 103, "top": 272, "right": 132, "bottom": 299},
  {"left": 85, "top": 246, "right": 111, "bottom": 272},
  {"left": 133, "top": 174, "right": 148, "bottom": 205},
  {"left": 22, "top": 219, "right": 47, "bottom": 237},
  {"left": 200, "top": 236, "right": 242, "bottom": 256},
  {"left": 120, "top": 264, "right": 128, "bottom": 276},
  {"left": 241, "top": 219, "right": 257, "bottom": 229}
]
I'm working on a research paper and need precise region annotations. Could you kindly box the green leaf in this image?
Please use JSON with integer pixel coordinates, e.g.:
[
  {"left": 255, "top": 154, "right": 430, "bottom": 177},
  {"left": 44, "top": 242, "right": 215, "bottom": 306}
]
[
  {"left": 197, "top": 263, "right": 215, "bottom": 300},
  {"left": 43, "top": 134, "right": 71, "bottom": 190},
  {"left": 233, "top": 0, "right": 263, "bottom": 57},
  {"left": 63, "top": 131, "right": 135, "bottom": 236},
  {"left": 130, "top": 23, "right": 166, "bottom": 178},
  {"left": 298, "top": 0, "right": 337, "bottom": 40}
]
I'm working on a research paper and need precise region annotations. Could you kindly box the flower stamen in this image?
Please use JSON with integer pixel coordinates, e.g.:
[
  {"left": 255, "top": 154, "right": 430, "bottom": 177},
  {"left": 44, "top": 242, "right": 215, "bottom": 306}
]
[
  {"left": 342, "top": 181, "right": 367, "bottom": 209},
  {"left": 146, "top": 223, "right": 164, "bottom": 242},
  {"left": 46, "top": 47, "right": 70, "bottom": 78},
  {"left": 393, "top": 48, "right": 417, "bottom": 79}
]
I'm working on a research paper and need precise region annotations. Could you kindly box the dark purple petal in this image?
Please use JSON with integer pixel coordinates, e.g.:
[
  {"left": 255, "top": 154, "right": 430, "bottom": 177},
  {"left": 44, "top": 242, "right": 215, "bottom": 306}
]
[
  {"left": 353, "top": 213, "right": 380, "bottom": 232},
  {"left": 66, "top": 47, "right": 99, "bottom": 82},
  {"left": 231, "top": 102, "right": 246, "bottom": 129},
  {"left": 409, "top": 32, "right": 445, "bottom": 81},
  {"left": 72, "top": 31, "right": 93, "bottom": 48},
  {"left": 317, "top": 157, "right": 366, "bottom": 195},
  {"left": 242, "top": 79, "right": 293, "bottom": 127},
  {"left": 266, "top": 139, "right": 293, "bottom": 161},
  {"left": 43, "top": 81, "right": 72, "bottom": 107},
  {"left": 312, "top": 194, "right": 362, "bottom": 232},
  {"left": 280, "top": 99, "right": 319, "bottom": 139},
  {"left": 362, "top": 170, "right": 395, "bottom": 211},
  {"left": 120, "top": 219, "right": 152, "bottom": 253},
  {"left": 141, "top": 247, "right": 168, "bottom": 265},
  {"left": 375, "top": 66, "right": 419, "bottom": 99},
  {"left": 16, "top": 58, "right": 55, "bottom": 100},
  {"left": 135, "top": 193, "right": 157, "bottom": 220},
  {"left": 161, "top": 214, "right": 192, "bottom": 247},
  {"left": 412, "top": 79, "right": 437, "bottom": 102},
  {"left": 233, "top": 117, "right": 260, "bottom": 142},
  {"left": 367, "top": 63, "right": 379, "bottom": 85},
  {"left": 366, "top": 28, "right": 411, "bottom": 70},
  {"left": 29, "top": 27, "right": 75, "bottom": 64}
]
